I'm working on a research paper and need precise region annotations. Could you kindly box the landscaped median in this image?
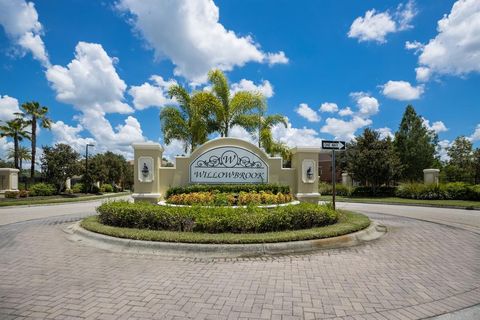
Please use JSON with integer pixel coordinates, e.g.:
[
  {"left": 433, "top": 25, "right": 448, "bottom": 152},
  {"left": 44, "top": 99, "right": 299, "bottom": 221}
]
[
  {"left": 74, "top": 200, "right": 380, "bottom": 257},
  {"left": 0, "top": 191, "right": 131, "bottom": 207}
]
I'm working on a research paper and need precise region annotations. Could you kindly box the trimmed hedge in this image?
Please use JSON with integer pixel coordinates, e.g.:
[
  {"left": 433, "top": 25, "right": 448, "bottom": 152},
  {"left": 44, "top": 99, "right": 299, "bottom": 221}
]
[
  {"left": 165, "top": 184, "right": 290, "bottom": 198},
  {"left": 166, "top": 191, "right": 293, "bottom": 206},
  {"left": 97, "top": 201, "right": 338, "bottom": 233},
  {"left": 29, "top": 183, "right": 56, "bottom": 196},
  {"left": 395, "top": 182, "right": 480, "bottom": 200}
]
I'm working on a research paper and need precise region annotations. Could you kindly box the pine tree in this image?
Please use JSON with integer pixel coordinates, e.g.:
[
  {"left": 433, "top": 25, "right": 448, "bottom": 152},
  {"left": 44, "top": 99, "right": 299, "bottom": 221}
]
[{"left": 394, "top": 105, "right": 437, "bottom": 181}]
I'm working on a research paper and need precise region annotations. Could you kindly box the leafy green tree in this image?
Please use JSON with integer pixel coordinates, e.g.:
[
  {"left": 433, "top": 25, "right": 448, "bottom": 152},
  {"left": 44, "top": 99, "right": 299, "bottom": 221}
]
[
  {"left": 473, "top": 148, "right": 480, "bottom": 184},
  {"left": 7, "top": 146, "right": 31, "bottom": 171},
  {"left": 0, "top": 118, "right": 31, "bottom": 169},
  {"left": 207, "top": 69, "right": 266, "bottom": 137},
  {"left": 394, "top": 105, "right": 437, "bottom": 181},
  {"left": 19, "top": 102, "right": 52, "bottom": 178},
  {"left": 88, "top": 151, "right": 131, "bottom": 189},
  {"left": 345, "top": 128, "right": 402, "bottom": 188},
  {"left": 41, "top": 144, "right": 81, "bottom": 193},
  {"left": 160, "top": 84, "right": 214, "bottom": 153},
  {"left": 444, "top": 136, "right": 474, "bottom": 183}
]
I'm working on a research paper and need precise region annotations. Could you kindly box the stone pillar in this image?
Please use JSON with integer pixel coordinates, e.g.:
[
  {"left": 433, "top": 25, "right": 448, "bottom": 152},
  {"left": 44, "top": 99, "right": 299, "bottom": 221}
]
[
  {"left": 65, "top": 178, "right": 71, "bottom": 190},
  {"left": 291, "top": 147, "right": 321, "bottom": 203},
  {"left": 0, "top": 168, "right": 19, "bottom": 192},
  {"left": 423, "top": 169, "right": 440, "bottom": 185},
  {"left": 132, "top": 143, "right": 163, "bottom": 203},
  {"left": 342, "top": 172, "right": 352, "bottom": 187}
]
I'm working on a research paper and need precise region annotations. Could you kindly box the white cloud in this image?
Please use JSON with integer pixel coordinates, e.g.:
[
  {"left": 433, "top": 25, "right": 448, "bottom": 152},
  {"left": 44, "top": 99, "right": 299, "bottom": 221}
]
[
  {"left": 0, "top": 95, "right": 21, "bottom": 122},
  {"left": 46, "top": 42, "right": 133, "bottom": 114},
  {"left": 376, "top": 127, "right": 394, "bottom": 140},
  {"left": 0, "top": 0, "right": 50, "bottom": 67},
  {"left": 422, "top": 117, "right": 448, "bottom": 134},
  {"left": 129, "top": 75, "right": 177, "bottom": 110},
  {"left": 415, "top": 67, "right": 431, "bottom": 82},
  {"left": 117, "top": 0, "right": 288, "bottom": 83},
  {"left": 338, "top": 107, "right": 354, "bottom": 117},
  {"left": 163, "top": 139, "right": 187, "bottom": 161},
  {"left": 319, "top": 102, "right": 339, "bottom": 113},
  {"left": 469, "top": 124, "right": 480, "bottom": 142},
  {"left": 0, "top": 137, "right": 13, "bottom": 160},
  {"left": 50, "top": 121, "right": 95, "bottom": 152},
  {"left": 272, "top": 118, "right": 323, "bottom": 148},
  {"left": 351, "top": 92, "right": 380, "bottom": 117},
  {"left": 46, "top": 42, "right": 147, "bottom": 158},
  {"left": 228, "top": 125, "right": 257, "bottom": 145},
  {"left": 405, "top": 40, "right": 424, "bottom": 52},
  {"left": 437, "top": 139, "right": 451, "bottom": 161},
  {"left": 415, "top": 0, "right": 480, "bottom": 81},
  {"left": 230, "top": 79, "right": 274, "bottom": 98},
  {"left": 348, "top": 1, "right": 416, "bottom": 43},
  {"left": 295, "top": 103, "right": 321, "bottom": 122},
  {"left": 381, "top": 80, "right": 424, "bottom": 100},
  {"left": 320, "top": 116, "right": 372, "bottom": 141}
]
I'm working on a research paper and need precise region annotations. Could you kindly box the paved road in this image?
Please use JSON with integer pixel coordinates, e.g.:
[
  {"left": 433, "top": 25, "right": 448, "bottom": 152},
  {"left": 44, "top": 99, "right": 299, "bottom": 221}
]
[{"left": 0, "top": 200, "right": 478, "bottom": 319}]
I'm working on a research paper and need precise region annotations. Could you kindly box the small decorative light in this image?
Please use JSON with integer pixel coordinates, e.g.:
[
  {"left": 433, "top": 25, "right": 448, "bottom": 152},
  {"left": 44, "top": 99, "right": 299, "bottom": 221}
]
[
  {"left": 306, "top": 166, "right": 313, "bottom": 180},
  {"left": 142, "top": 163, "right": 149, "bottom": 178}
]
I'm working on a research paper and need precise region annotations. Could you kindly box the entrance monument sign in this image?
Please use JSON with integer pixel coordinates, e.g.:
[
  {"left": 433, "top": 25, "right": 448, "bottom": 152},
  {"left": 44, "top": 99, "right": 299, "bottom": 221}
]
[
  {"left": 133, "top": 137, "right": 326, "bottom": 203},
  {"left": 190, "top": 146, "right": 268, "bottom": 184}
]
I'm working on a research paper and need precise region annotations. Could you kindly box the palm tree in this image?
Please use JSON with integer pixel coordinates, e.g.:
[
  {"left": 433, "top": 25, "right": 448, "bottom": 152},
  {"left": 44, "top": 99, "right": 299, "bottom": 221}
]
[
  {"left": 160, "top": 85, "right": 214, "bottom": 153},
  {"left": 236, "top": 113, "right": 290, "bottom": 158},
  {"left": 7, "top": 146, "right": 31, "bottom": 171},
  {"left": 20, "top": 101, "right": 52, "bottom": 178},
  {"left": 0, "top": 118, "right": 31, "bottom": 169},
  {"left": 207, "top": 69, "right": 266, "bottom": 137}
]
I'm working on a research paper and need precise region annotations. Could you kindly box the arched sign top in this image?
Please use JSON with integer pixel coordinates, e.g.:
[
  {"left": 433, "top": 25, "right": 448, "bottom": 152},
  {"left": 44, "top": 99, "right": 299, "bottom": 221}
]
[{"left": 190, "top": 146, "right": 269, "bottom": 184}]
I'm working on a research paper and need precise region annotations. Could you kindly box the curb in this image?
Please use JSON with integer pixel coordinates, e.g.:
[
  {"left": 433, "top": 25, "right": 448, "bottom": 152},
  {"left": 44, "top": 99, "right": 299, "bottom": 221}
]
[{"left": 66, "top": 221, "right": 387, "bottom": 258}]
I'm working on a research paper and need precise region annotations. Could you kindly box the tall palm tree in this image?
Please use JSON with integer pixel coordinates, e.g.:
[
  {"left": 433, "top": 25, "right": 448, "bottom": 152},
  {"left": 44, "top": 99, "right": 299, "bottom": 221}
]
[
  {"left": 7, "top": 146, "right": 31, "bottom": 171},
  {"left": 20, "top": 101, "right": 52, "bottom": 178},
  {"left": 160, "top": 84, "right": 214, "bottom": 153},
  {"left": 0, "top": 118, "right": 31, "bottom": 169},
  {"left": 236, "top": 113, "right": 290, "bottom": 158},
  {"left": 207, "top": 69, "right": 266, "bottom": 137}
]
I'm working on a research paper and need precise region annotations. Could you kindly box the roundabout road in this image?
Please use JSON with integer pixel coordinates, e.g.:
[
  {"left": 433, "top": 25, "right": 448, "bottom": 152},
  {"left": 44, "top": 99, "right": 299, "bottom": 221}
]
[{"left": 0, "top": 200, "right": 479, "bottom": 319}]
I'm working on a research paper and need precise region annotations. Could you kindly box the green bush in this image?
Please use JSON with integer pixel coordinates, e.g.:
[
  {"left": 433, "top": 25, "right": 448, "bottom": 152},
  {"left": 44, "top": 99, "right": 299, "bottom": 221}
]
[
  {"left": 4, "top": 191, "right": 19, "bottom": 199},
  {"left": 167, "top": 191, "right": 293, "bottom": 206},
  {"left": 396, "top": 182, "right": 480, "bottom": 200},
  {"left": 443, "top": 182, "right": 469, "bottom": 199},
  {"left": 97, "top": 201, "right": 338, "bottom": 233},
  {"left": 101, "top": 183, "right": 114, "bottom": 193},
  {"left": 29, "top": 183, "right": 56, "bottom": 197},
  {"left": 71, "top": 183, "right": 84, "bottom": 193},
  {"left": 165, "top": 184, "right": 290, "bottom": 198},
  {"left": 351, "top": 186, "right": 396, "bottom": 197},
  {"left": 467, "top": 185, "right": 480, "bottom": 201}
]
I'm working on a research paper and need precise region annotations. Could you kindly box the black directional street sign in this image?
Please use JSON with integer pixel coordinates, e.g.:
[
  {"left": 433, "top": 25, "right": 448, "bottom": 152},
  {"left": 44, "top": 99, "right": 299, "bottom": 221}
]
[{"left": 322, "top": 140, "right": 346, "bottom": 150}]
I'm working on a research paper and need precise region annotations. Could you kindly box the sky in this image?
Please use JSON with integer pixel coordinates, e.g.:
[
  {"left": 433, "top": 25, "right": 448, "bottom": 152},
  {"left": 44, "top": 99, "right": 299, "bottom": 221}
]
[{"left": 0, "top": 0, "right": 479, "bottom": 162}]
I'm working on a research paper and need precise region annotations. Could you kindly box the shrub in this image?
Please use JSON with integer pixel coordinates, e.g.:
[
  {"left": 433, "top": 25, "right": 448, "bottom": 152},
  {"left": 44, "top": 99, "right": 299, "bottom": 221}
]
[
  {"left": 165, "top": 184, "right": 290, "bottom": 198},
  {"left": 18, "top": 190, "right": 29, "bottom": 198},
  {"left": 4, "top": 191, "right": 19, "bottom": 199},
  {"left": 318, "top": 182, "right": 333, "bottom": 195},
  {"left": 351, "top": 186, "right": 396, "bottom": 197},
  {"left": 443, "top": 182, "right": 469, "bottom": 200},
  {"left": 71, "top": 183, "right": 84, "bottom": 193},
  {"left": 166, "top": 191, "right": 293, "bottom": 206},
  {"left": 101, "top": 183, "right": 114, "bottom": 193},
  {"left": 395, "top": 183, "right": 447, "bottom": 200},
  {"left": 29, "top": 183, "right": 56, "bottom": 197},
  {"left": 97, "top": 201, "right": 338, "bottom": 233},
  {"left": 467, "top": 185, "right": 480, "bottom": 201}
]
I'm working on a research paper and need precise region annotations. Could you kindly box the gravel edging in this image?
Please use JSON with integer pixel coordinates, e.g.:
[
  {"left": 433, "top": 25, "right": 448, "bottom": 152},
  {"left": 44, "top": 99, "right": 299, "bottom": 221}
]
[{"left": 66, "top": 221, "right": 386, "bottom": 258}]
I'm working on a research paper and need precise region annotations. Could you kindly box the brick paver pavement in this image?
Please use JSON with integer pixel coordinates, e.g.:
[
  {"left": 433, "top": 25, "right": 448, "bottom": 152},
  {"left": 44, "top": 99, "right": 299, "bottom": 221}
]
[{"left": 0, "top": 213, "right": 479, "bottom": 319}]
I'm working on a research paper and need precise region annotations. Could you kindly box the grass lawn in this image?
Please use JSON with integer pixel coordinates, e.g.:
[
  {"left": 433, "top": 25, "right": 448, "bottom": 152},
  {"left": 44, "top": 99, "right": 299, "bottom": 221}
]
[
  {"left": 80, "top": 211, "right": 370, "bottom": 244},
  {"left": 320, "top": 195, "right": 480, "bottom": 209},
  {"left": 0, "top": 192, "right": 131, "bottom": 207}
]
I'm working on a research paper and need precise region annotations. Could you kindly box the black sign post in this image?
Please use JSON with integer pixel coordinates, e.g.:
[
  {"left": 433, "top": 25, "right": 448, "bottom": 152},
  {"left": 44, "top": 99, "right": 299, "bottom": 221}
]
[{"left": 322, "top": 140, "right": 346, "bottom": 211}]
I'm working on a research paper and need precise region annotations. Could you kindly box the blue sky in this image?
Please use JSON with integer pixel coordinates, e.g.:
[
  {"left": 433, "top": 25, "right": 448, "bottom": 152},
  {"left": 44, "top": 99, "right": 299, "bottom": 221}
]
[{"left": 0, "top": 0, "right": 479, "bottom": 160}]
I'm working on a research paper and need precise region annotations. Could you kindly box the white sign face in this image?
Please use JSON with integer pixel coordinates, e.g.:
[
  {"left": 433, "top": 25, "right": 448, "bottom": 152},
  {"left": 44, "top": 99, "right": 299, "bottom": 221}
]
[
  {"left": 190, "top": 146, "right": 268, "bottom": 184},
  {"left": 138, "top": 156, "right": 154, "bottom": 183}
]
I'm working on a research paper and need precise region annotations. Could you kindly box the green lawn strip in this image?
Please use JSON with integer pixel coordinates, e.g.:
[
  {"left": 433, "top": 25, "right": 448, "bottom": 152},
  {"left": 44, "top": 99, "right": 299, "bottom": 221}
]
[
  {"left": 80, "top": 211, "right": 370, "bottom": 244},
  {"left": 0, "top": 192, "right": 131, "bottom": 207},
  {"left": 319, "top": 195, "right": 480, "bottom": 209}
]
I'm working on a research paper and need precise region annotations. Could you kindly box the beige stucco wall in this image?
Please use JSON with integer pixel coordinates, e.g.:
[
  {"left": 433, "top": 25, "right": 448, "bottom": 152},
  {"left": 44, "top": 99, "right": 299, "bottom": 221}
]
[
  {"left": 133, "top": 138, "right": 320, "bottom": 203},
  {"left": 0, "top": 168, "right": 19, "bottom": 192}
]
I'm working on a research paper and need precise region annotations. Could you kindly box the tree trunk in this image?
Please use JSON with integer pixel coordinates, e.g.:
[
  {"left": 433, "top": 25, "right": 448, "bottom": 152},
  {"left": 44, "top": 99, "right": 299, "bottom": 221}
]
[
  {"left": 14, "top": 136, "right": 19, "bottom": 169},
  {"left": 30, "top": 116, "right": 37, "bottom": 179}
]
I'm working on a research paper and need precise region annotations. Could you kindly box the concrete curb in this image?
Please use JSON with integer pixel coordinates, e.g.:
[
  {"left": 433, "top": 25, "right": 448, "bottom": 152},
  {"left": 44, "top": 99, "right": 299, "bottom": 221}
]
[{"left": 66, "top": 221, "right": 387, "bottom": 258}]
